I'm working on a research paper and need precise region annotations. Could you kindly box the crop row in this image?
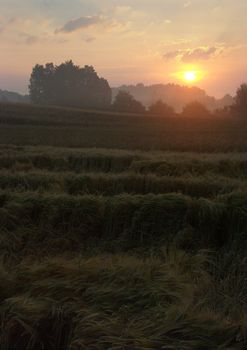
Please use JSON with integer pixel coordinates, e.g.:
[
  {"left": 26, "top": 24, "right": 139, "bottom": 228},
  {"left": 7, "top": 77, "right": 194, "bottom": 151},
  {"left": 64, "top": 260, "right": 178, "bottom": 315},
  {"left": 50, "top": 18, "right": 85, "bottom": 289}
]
[
  {"left": 0, "top": 153, "right": 247, "bottom": 177},
  {"left": 0, "top": 171, "right": 244, "bottom": 197},
  {"left": 0, "top": 191, "right": 246, "bottom": 257}
]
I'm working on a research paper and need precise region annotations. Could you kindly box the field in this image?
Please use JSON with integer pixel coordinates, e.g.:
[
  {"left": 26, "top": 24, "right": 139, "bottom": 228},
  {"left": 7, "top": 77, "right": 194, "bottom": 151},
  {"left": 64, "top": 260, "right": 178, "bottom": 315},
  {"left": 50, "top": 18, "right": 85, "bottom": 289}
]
[
  {"left": 0, "top": 103, "right": 247, "bottom": 349},
  {"left": 0, "top": 102, "right": 247, "bottom": 151}
]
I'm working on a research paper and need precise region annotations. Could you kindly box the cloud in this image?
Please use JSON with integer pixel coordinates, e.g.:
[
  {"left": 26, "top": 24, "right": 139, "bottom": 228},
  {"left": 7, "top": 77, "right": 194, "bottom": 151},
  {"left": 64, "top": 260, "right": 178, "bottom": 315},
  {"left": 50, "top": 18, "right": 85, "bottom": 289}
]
[
  {"left": 163, "top": 50, "right": 181, "bottom": 61},
  {"left": 163, "top": 46, "right": 223, "bottom": 62},
  {"left": 182, "top": 47, "right": 218, "bottom": 62},
  {"left": 0, "top": 17, "right": 16, "bottom": 34},
  {"left": 83, "top": 36, "right": 96, "bottom": 43},
  {"left": 25, "top": 35, "right": 40, "bottom": 45},
  {"left": 184, "top": 1, "right": 192, "bottom": 8},
  {"left": 18, "top": 32, "right": 43, "bottom": 45},
  {"left": 114, "top": 6, "right": 132, "bottom": 15},
  {"left": 56, "top": 16, "right": 104, "bottom": 33}
]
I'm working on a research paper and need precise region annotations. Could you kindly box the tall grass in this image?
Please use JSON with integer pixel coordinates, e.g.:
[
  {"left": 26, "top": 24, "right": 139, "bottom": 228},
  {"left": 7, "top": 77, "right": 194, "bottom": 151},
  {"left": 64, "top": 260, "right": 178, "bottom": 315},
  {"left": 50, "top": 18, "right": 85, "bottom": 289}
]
[
  {"left": 0, "top": 147, "right": 246, "bottom": 178},
  {"left": 1, "top": 251, "right": 247, "bottom": 349},
  {"left": 0, "top": 171, "right": 243, "bottom": 197},
  {"left": 0, "top": 191, "right": 246, "bottom": 259}
]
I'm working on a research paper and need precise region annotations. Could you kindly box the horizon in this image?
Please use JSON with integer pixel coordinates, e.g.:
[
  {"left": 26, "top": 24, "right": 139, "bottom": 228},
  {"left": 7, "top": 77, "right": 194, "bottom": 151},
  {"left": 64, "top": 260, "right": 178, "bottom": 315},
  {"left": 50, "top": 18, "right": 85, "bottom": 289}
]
[
  {"left": 0, "top": 0, "right": 246, "bottom": 98},
  {"left": 0, "top": 76, "right": 237, "bottom": 100}
]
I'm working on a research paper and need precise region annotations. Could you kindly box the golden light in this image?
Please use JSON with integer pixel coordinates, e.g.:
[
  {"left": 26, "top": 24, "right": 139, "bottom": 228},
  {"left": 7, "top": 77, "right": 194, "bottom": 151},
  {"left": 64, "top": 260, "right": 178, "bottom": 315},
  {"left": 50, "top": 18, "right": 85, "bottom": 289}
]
[
  {"left": 171, "top": 68, "right": 205, "bottom": 84},
  {"left": 184, "top": 71, "right": 197, "bottom": 82}
]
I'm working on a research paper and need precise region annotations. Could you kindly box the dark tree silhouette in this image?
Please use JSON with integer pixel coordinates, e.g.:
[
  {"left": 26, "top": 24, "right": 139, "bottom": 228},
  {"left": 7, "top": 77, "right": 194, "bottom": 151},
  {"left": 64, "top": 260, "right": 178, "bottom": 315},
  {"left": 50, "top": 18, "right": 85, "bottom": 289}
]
[
  {"left": 148, "top": 100, "right": 174, "bottom": 116},
  {"left": 29, "top": 64, "right": 53, "bottom": 104},
  {"left": 29, "top": 60, "right": 111, "bottom": 109},
  {"left": 112, "top": 91, "right": 146, "bottom": 113},
  {"left": 0, "top": 95, "right": 8, "bottom": 102},
  {"left": 214, "top": 106, "right": 231, "bottom": 119},
  {"left": 112, "top": 84, "right": 234, "bottom": 112},
  {"left": 232, "top": 84, "right": 247, "bottom": 117},
  {"left": 182, "top": 101, "right": 211, "bottom": 118}
]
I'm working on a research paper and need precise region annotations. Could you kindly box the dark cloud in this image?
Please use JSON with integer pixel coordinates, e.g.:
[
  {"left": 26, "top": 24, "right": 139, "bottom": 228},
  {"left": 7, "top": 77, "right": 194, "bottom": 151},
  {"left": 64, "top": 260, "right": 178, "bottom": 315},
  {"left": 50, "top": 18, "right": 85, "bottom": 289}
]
[
  {"left": 182, "top": 47, "right": 217, "bottom": 62},
  {"left": 56, "top": 16, "right": 102, "bottom": 33},
  {"left": 18, "top": 32, "right": 44, "bottom": 45},
  {"left": 163, "top": 46, "right": 222, "bottom": 62},
  {"left": 163, "top": 50, "right": 181, "bottom": 61}
]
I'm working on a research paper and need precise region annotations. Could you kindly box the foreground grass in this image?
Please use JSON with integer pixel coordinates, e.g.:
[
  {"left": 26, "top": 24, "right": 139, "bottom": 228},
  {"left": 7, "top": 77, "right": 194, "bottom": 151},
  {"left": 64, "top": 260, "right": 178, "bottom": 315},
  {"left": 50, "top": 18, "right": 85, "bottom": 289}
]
[
  {"left": 0, "top": 171, "right": 244, "bottom": 197},
  {"left": 0, "top": 140, "right": 245, "bottom": 348},
  {"left": 1, "top": 250, "right": 247, "bottom": 349}
]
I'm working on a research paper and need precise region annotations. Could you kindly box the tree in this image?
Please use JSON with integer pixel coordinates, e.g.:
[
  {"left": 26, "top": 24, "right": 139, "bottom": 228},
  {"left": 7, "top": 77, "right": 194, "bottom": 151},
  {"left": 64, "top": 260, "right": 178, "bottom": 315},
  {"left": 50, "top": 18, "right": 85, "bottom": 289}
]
[
  {"left": 148, "top": 100, "right": 174, "bottom": 116},
  {"left": 112, "top": 91, "right": 146, "bottom": 113},
  {"left": 182, "top": 101, "right": 211, "bottom": 118},
  {"left": 232, "top": 84, "right": 247, "bottom": 117},
  {"left": 29, "top": 60, "right": 112, "bottom": 109},
  {"left": 29, "top": 63, "right": 55, "bottom": 105},
  {"left": 214, "top": 106, "right": 231, "bottom": 118}
]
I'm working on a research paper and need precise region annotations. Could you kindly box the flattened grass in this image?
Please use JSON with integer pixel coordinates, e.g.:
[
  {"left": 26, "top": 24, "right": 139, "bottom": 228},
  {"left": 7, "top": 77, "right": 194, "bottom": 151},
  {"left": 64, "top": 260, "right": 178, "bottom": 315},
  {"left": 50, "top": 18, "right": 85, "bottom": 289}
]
[{"left": 1, "top": 252, "right": 247, "bottom": 349}]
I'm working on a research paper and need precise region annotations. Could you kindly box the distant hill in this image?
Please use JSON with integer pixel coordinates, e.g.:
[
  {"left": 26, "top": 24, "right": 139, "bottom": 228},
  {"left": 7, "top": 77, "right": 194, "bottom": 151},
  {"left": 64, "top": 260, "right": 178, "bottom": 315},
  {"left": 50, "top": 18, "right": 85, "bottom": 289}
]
[
  {"left": 0, "top": 89, "right": 29, "bottom": 104},
  {"left": 0, "top": 85, "right": 234, "bottom": 112},
  {"left": 112, "top": 84, "right": 234, "bottom": 112}
]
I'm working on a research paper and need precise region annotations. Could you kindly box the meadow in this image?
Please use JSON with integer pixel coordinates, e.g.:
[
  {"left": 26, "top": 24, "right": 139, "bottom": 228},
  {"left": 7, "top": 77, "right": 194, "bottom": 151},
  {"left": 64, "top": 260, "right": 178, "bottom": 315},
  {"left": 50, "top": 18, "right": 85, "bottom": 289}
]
[
  {"left": 0, "top": 103, "right": 247, "bottom": 349},
  {"left": 0, "top": 102, "right": 247, "bottom": 151}
]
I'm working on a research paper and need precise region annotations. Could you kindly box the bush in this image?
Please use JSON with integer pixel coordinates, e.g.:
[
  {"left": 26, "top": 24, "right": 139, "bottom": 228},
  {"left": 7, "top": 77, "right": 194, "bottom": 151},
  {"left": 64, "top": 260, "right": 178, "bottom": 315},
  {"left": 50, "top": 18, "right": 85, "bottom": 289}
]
[
  {"left": 148, "top": 100, "right": 175, "bottom": 116},
  {"left": 182, "top": 101, "right": 211, "bottom": 118},
  {"left": 112, "top": 91, "right": 146, "bottom": 113}
]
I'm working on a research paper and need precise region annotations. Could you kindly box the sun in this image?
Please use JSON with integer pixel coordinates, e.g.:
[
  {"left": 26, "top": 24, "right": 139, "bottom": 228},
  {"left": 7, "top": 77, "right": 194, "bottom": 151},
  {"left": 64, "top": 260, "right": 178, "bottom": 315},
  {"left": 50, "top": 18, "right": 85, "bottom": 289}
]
[
  {"left": 172, "top": 68, "right": 205, "bottom": 84},
  {"left": 184, "top": 71, "right": 197, "bottom": 82}
]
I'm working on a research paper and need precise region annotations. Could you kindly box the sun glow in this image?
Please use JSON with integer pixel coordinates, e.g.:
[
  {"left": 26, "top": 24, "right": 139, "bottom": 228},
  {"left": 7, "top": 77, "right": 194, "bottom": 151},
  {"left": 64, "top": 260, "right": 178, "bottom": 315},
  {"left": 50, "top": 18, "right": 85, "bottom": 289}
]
[
  {"left": 172, "top": 69, "right": 204, "bottom": 84},
  {"left": 184, "top": 71, "right": 197, "bottom": 82}
]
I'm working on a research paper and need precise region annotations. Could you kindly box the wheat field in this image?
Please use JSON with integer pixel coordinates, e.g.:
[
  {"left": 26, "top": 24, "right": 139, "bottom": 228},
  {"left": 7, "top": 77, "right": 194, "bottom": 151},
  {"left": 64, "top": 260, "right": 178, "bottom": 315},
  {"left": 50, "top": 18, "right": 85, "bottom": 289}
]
[{"left": 0, "top": 103, "right": 247, "bottom": 349}]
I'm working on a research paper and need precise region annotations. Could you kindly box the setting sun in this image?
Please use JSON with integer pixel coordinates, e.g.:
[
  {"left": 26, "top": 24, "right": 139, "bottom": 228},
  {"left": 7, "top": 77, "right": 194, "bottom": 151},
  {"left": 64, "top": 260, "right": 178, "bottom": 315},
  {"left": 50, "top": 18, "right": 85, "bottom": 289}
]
[
  {"left": 1, "top": 1, "right": 247, "bottom": 348},
  {"left": 184, "top": 71, "right": 197, "bottom": 82},
  {"left": 173, "top": 69, "right": 204, "bottom": 84}
]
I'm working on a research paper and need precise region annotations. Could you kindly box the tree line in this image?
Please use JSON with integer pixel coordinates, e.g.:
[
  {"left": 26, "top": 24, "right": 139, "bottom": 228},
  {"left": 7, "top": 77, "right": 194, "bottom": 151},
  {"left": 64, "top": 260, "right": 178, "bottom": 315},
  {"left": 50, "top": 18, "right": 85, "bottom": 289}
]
[
  {"left": 29, "top": 60, "right": 247, "bottom": 118},
  {"left": 29, "top": 61, "right": 111, "bottom": 109}
]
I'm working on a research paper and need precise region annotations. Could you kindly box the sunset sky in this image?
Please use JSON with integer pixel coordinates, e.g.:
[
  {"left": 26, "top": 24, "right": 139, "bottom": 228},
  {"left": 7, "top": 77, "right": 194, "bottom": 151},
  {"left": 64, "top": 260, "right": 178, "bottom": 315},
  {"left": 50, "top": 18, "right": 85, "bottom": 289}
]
[{"left": 0, "top": 0, "right": 246, "bottom": 97}]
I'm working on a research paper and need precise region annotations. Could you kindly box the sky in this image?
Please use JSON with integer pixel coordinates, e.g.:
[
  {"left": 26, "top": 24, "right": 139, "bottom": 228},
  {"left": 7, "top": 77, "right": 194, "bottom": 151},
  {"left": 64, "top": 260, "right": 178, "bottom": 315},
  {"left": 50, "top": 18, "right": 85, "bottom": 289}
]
[{"left": 0, "top": 0, "right": 246, "bottom": 97}]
